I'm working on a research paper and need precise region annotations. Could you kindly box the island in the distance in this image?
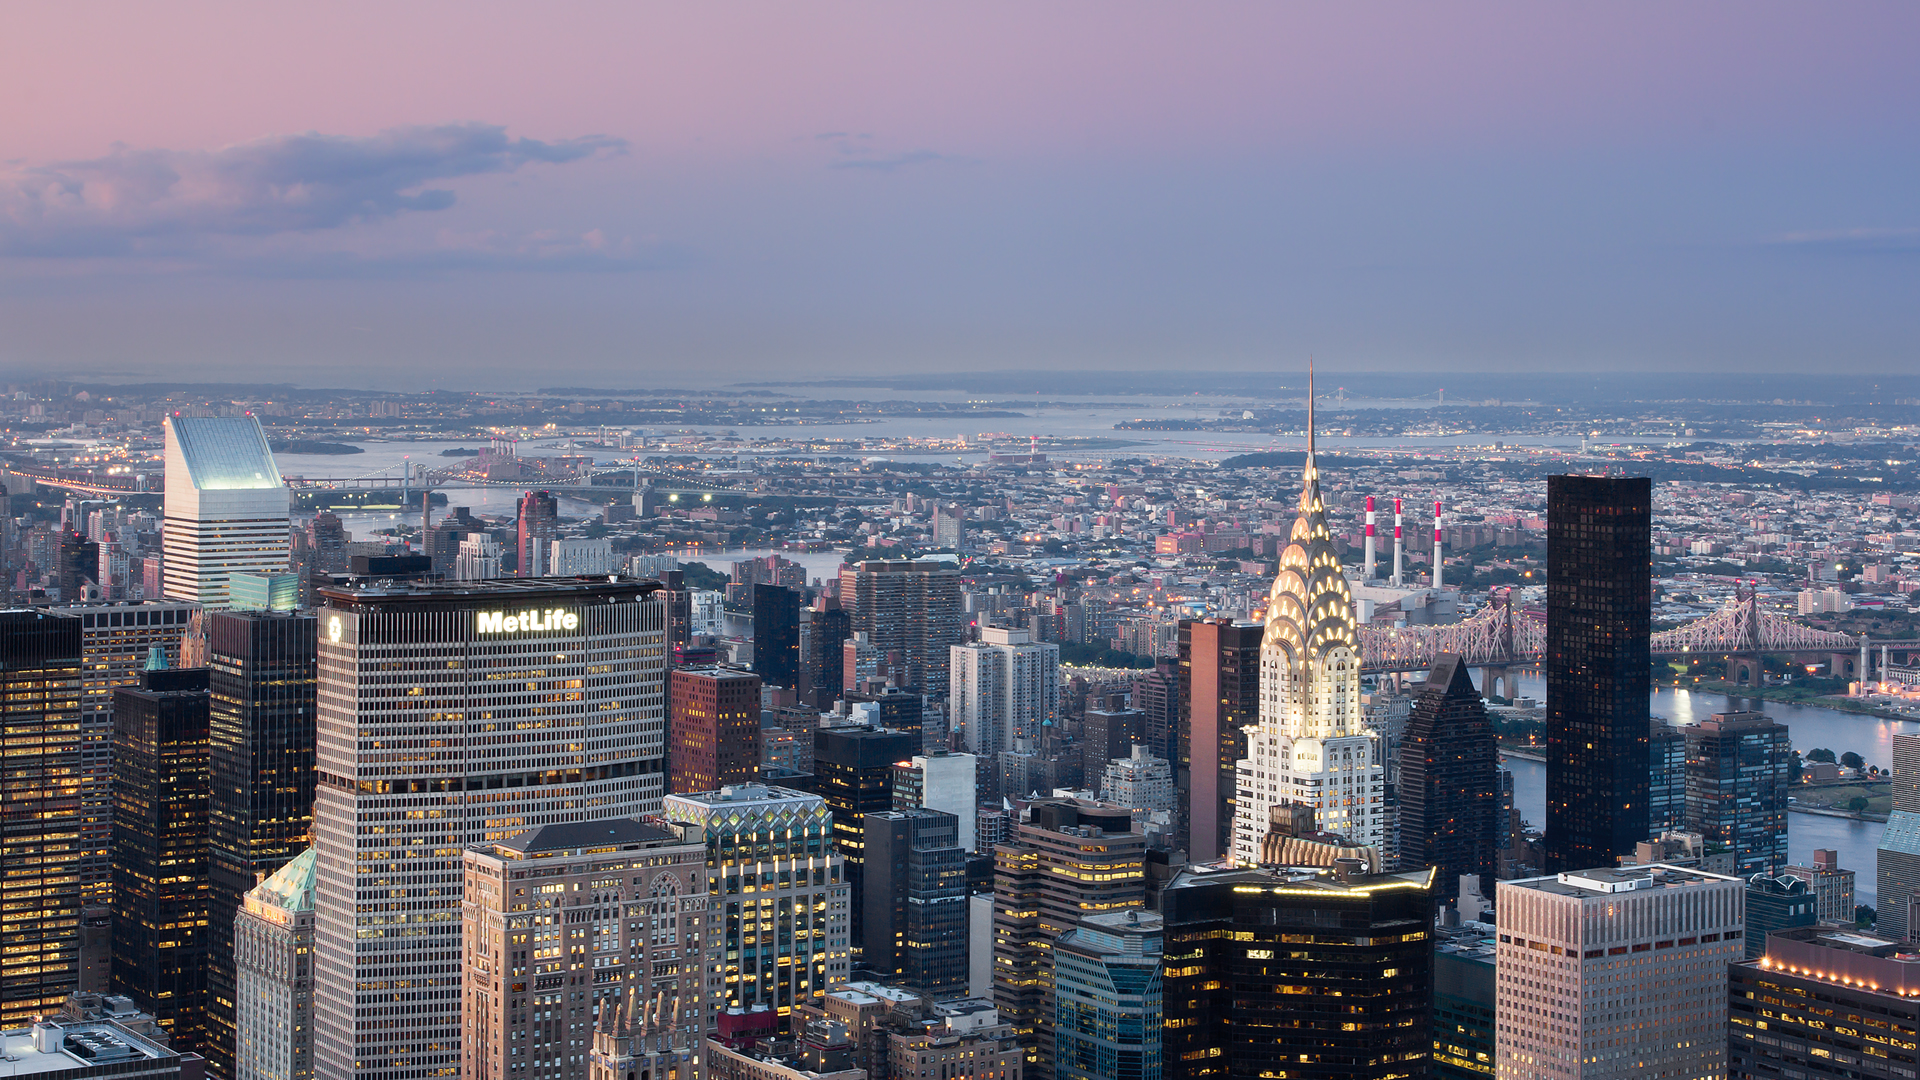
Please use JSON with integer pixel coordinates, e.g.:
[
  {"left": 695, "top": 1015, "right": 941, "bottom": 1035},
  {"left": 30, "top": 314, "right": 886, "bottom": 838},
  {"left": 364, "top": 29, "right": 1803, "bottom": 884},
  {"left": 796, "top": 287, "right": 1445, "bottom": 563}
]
[{"left": 269, "top": 439, "right": 364, "bottom": 455}]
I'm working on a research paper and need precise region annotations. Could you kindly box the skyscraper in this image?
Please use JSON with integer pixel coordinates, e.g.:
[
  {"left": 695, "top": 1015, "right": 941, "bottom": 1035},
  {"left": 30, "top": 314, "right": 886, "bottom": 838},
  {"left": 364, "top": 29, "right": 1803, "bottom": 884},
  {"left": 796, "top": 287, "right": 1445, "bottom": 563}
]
[
  {"left": 1876, "top": 733, "right": 1920, "bottom": 939},
  {"left": 951, "top": 626, "right": 1061, "bottom": 763},
  {"left": 514, "top": 490, "right": 559, "bottom": 576},
  {"left": 1648, "top": 719, "right": 1686, "bottom": 833},
  {"left": 1729, "top": 926, "right": 1920, "bottom": 1080},
  {"left": 1398, "top": 654, "right": 1498, "bottom": 906},
  {"left": 816, "top": 724, "right": 918, "bottom": 962},
  {"left": 162, "top": 414, "right": 292, "bottom": 608},
  {"left": 0, "top": 609, "right": 86, "bottom": 1027},
  {"left": 1161, "top": 862, "right": 1435, "bottom": 1080},
  {"left": 1495, "top": 864, "right": 1743, "bottom": 1080},
  {"left": 993, "top": 800, "right": 1147, "bottom": 1067},
  {"left": 839, "top": 559, "right": 964, "bottom": 696},
  {"left": 1053, "top": 909, "right": 1164, "bottom": 1080},
  {"left": 806, "top": 596, "right": 851, "bottom": 709},
  {"left": 668, "top": 666, "right": 762, "bottom": 795},
  {"left": 862, "top": 808, "right": 968, "bottom": 998},
  {"left": 310, "top": 578, "right": 667, "bottom": 1080},
  {"left": 233, "top": 848, "right": 316, "bottom": 1080},
  {"left": 753, "top": 582, "right": 803, "bottom": 690},
  {"left": 1131, "top": 660, "right": 1180, "bottom": 765},
  {"left": 1684, "top": 710, "right": 1789, "bottom": 877},
  {"left": 205, "top": 609, "right": 318, "bottom": 1080},
  {"left": 1543, "top": 474, "right": 1651, "bottom": 873},
  {"left": 461, "top": 820, "right": 710, "bottom": 1080},
  {"left": 110, "top": 666, "right": 212, "bottom": 1052},
  {"left": 1177, "top": 618, "right": 1260, "bottom": 863},
  {"left": 660, "top": 783, "right": 849, "bottom": 1027},
  {"left": 890, "top": 751, "right": 979, "bottom": 851},
  {"left": 1234, "top": 383, "right": 1383, "bottom": 863}
]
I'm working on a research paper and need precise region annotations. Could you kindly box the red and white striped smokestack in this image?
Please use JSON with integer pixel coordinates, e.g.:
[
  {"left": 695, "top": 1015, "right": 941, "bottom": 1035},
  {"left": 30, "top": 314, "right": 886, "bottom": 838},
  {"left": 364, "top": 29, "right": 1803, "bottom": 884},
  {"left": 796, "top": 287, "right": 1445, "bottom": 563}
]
[
  {"left": 1363, "top": 496, "right": 1376, "bottom": 580},
  {"left": 1392, "top": 498, "right": 1404, "bottom": 586},
  {"left": 1433, "top": 498, "right": 1444, "bottom": 592}
]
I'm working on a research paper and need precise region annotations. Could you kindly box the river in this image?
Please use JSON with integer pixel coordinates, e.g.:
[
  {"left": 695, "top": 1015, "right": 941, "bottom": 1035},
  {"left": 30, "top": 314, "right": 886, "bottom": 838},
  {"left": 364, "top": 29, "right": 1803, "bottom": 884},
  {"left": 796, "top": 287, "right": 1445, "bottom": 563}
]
[{"left": 1496, "top": 671, "right": 1912, "bottom": 905}]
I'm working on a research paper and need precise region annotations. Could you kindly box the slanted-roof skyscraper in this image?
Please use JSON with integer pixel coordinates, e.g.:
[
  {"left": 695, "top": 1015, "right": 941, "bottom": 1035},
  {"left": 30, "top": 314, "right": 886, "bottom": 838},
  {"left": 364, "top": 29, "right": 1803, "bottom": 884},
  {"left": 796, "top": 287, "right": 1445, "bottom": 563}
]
[
  {"left": 1543, "top": 474, "right": 1651, "bottom": 872},
  {"left": 1398, "top": 654, "right": 1498, "bottom": 906},
  {"left": 162, "top": 414, "right": 291, "bottom": 608},
  {"left": 1233, "top": 367, "right": 1383, "bottom": 863}
]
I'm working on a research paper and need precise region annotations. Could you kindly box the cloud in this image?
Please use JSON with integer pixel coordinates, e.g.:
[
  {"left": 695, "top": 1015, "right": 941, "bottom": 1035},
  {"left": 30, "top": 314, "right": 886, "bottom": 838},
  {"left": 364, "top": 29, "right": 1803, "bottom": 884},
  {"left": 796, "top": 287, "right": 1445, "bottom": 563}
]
[
  {"left": 230, "top": 227, "right": 690, "bottom": 279},
  {"left": 0, "top": 123, "right": 625, "bottom": 257},
  {"left": 815, "top": 132, "right": 972, "bottom": 173},
  {"left": 1768, "top": 227, "right": 1920, "bottom": 253}
]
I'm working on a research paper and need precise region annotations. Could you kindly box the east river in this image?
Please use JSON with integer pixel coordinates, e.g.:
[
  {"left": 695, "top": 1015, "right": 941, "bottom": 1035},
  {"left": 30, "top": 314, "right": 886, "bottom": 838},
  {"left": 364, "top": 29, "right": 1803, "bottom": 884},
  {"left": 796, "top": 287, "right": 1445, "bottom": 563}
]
[{"left": 1500, "top": 673, "right": 1911, "bottom": 905}]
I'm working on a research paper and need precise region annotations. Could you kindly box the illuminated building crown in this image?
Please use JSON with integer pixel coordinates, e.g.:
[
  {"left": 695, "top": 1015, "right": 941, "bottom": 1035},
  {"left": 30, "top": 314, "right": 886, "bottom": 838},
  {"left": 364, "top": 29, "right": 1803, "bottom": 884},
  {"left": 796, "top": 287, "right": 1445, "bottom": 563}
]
[{"left": 1262, "top": 360, "right": 1358, "bottom": 666}]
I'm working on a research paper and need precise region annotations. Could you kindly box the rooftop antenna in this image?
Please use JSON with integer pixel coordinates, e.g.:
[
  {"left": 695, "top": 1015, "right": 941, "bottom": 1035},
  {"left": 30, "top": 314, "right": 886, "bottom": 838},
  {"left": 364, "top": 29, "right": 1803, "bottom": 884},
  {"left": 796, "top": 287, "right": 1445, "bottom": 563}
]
[{"left": 1306, "top": 356, "right": 1315, "bottom": 461}]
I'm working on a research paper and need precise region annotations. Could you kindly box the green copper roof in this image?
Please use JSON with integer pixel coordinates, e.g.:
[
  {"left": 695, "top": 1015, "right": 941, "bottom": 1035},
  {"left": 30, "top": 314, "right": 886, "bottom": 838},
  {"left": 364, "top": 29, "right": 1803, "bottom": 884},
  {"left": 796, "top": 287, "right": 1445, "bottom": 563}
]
[{"left": 248, "top": 848, "right": 317, "bottom": 912}]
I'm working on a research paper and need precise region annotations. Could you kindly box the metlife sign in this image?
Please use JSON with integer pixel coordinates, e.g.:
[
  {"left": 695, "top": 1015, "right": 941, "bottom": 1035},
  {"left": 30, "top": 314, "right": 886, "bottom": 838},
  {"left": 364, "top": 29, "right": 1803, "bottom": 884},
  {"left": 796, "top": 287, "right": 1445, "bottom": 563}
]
[{"left": 476, "top": 608, "right": 580, "bottom": 634}]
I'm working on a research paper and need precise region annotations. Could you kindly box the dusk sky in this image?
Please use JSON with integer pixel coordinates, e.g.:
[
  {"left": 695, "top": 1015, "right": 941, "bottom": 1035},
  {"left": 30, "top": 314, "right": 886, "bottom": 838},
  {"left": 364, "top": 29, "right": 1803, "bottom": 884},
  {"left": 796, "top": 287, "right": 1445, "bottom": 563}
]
[{"left": 2, "top": 3, "right": 1915, "bottom": 390}]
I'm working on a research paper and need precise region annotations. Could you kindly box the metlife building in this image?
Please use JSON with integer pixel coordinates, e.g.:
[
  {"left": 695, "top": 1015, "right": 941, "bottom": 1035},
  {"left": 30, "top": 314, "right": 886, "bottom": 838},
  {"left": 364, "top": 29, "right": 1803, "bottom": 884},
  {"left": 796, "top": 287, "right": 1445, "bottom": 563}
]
[{"left": 308, "top": 578, "right": 667, "bottom": 1080}]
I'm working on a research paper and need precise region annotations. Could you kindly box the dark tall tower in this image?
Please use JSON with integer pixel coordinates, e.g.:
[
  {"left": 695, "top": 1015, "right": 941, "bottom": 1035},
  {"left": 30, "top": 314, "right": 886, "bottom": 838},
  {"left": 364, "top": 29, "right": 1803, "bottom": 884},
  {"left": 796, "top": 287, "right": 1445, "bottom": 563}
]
[
  {"left": 1398, "top": 655, "right": 1498, "bottom": 906},
  {"left": 807, "top": 596, "right": 852, "bottom": 709},
  {"left": 1685, "top": 710, "right": 1789, "bottom": 877},
  {"left": 1178, "top": 618, "right": 1261, "bottom": 863},
  {"left": 658, "top": 568, "right": 693, "bottom": 652},
  {"left": 862, "top": 808, "right": 967, "bottom": 997},
  {"left": 514, "top": 489, "right": 559, "bottom": 576},
  {"left": 205, "top": 609, "right": 318, "bottom": 1079},
  {"left": 1544, "top": 474, "right": 1652, "bottom": 872},
  {"left": 752, "top": 582, "right": 802, "bottom": 690},
  {"left": 667, "top": 666, "right": 762, "bottom": 794},
  {"left": 1161, "top": 864, "right": 1435, "bottom": 1080},
  {"left": 110, "top": 666, "right": 212, "bottom": 1052},
  {"left": 837, "top": 560, "right": 964, "bottom": 696},
  {"left": 0, "top": 610, "right": 86, "bottom": 1027},
  {"left": 815, "top": 725, "right": 918, "bottom": 963}
]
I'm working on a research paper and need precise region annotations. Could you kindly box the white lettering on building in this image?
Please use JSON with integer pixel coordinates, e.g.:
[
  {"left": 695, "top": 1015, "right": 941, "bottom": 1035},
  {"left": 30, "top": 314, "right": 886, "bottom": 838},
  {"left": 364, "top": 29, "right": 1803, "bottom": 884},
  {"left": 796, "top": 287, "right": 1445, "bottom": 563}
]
[{"left": 476, "top": 608, "right": 580, "bottom": 634}]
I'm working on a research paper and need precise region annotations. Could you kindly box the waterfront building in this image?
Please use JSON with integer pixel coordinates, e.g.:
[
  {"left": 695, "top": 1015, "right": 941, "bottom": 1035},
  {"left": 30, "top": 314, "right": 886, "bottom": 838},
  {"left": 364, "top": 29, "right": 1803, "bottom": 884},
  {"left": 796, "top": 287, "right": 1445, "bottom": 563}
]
[
  {"left": 110, "top": 668, "right": 212, "bottom": 1053},
  {"left": 1728, "top": 925, "right": 1920, "bottom": 1080},
  {"left": 310, "top": 578, "right": 667, "bottom": 1080},
  {"left": 1784, "top": 849, "right": 1857, "bottom": 925},
  {"left": 1233, "top": 393, "right": 1384, "bottom": 863},
  {"left": 1177, "top": 618, "right": 1260, "bottom": 863},
  {"left": 1397, "top": 654, "right": 1498, "bottom": 905},
  {"left": 1685, "top": 710, "right": 1790, "bottom": 877},
  {"left": 670, "top": 667, "right": 763, "bottom": 795},
  {"left": 1495, "top": 864, "right": 1743, "bottom": 1080},
  {"left": 992, "top": 801, "right": 1146, "bottom": 1067},
  {"left": 1543, "top": 475, "right": 1652, "bottom": 873},
  {"left": 0, "top": 609, "right": 87, "bottom": 1027},
  {"left": 232, "top": 848, "right": 316, "bottom": 1080},
  {"left": 659, "top": 783, "right": 849, "bottom": 1027},
  {"left": 461, "top": 819, "right": 710, "bottom": 1080},
  {"left": 838, "top": 559, "right": 964, "bottom": 696},
  {"left": 1053, "top": 909, "right": 1163, "bottom": 1080},
  {"left": 862, "top": 808, "right": 969, "bottom": 998},
  {"left": 162, "top": 414, "right": 292, "bottom": 608},
  {"left": 205, "top": 609, "right": 317, "bottom": 1080},
  {"left": 1160, "top": 862, "right": 1435, "bottom": 1080}
]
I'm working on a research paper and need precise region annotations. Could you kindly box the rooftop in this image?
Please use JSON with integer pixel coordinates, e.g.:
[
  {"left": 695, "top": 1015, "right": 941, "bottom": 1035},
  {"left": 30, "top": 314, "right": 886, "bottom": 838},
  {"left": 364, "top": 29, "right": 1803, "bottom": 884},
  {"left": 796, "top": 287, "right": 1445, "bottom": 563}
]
[
  {"left": 247, "top": 848, "right": 316, "bottom": 913},
  {"left": 0, "top": 1023, "right": 173, "bottom": 1075},
  {"left": 490, "top": 819, "right": 680, "bottom": 857},
  {"left": 1507, "top": 864, "right": 1739, "bottom": 897},
  {"left": 167, "top": 414, "right": 283, "bottom": 490}
]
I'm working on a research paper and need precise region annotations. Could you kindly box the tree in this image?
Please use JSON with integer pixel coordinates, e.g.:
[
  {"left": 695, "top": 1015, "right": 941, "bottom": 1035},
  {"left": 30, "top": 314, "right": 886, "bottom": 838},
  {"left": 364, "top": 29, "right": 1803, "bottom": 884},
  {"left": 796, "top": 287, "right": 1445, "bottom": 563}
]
[
  {"left": 1848, "top": 796, "right": 1870, "bottom": 813},
  {"left": 1807, "top": 748, "right": 1837, "bottom": 764},
  {"left": 1841, "top": 751, "right": 1866, "bottom": 770},
  {"left": 1789, "top": 752, "right": 1803, "bottom": 785},
  {"left": 1858, "top": 905, "right": 1877, "bottom": 929}
]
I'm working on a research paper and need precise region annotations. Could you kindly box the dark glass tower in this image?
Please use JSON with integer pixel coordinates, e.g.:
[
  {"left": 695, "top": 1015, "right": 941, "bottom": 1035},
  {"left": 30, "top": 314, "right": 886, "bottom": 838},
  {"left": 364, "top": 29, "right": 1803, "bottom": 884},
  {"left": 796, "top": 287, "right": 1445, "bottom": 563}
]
[
  {"left": 862, "top": 808, "right": 967, "bottom": 997},
  {"left": 807, "top": 597, "right": 851, "bottom": 710},
  {"left": 1177, "top": 619, "right": 1261, "bottom": 863},
  {"left": 1685, "top": 710, "right": 1789, "bottom": 877},
  {"left": 1161, "top": 863, "right": 1435, "bottom": 1080},
  {"left": 205, "top": 610, "right": 318, "bottom": 1080},
  {"left": 1398, "top": 654, "right": 1498, "bottom": 906},
  {"left": 0, "top": 610, "right": 86, "bottom": 1027},
  {"left": 110, "top": 666, "right": 212, "bottom": 1052},
  {"left": 815, "top": 725, "right": 918, "bottom": 963},
  {"left": 1543, "top": 474, "right": 1651, "bottom": 872},
  {"left": 752, "top": 582, "right": 802, "bottom": 690}
]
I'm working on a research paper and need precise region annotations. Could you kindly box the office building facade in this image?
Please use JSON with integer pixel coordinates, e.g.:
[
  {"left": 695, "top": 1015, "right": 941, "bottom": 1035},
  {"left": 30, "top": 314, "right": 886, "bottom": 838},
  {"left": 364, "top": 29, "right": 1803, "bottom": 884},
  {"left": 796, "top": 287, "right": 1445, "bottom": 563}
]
[
  {"left": 1685, "top": 710, "right": 1790, "bottom": 877},
  {"left": 1398, "top": 654, "right": 1498, "bottom": 905},
  {"left": 838, "top": 560, "right": 964, "bottom": 696},
  {"left": 0, "top": 610, "right": 87, "bottom": 1027},
  {"left": 233, "top": 848, "right": 316, "bottom": 1080},
  {"left": 1728, "top": 926, "right": 1920, "bottom": 1080},
  {"left": 461, "top": 820, "right": 710, "bottom": 1080},
  {"left": 1882, "top": 733, "right": 1920, "bottom": 939},
  {"left": 815, "top": 725, "right": 918, "bottom": 962},
  {"left": 1433, "top": 940, "right": 1496, "bottom": 1080},
  {"left": 669, "top": 667, "right": 763, "bottom": 795},
  {"left": 1542, "top": 475, "right": 1651, "bottom": 873},
  {"left": 1161, "top": 863, "right": 1435, "bottom": 1080},
  {"left": 1747, "top": 874, "right": 1818, "bottom": 959},
  {"left": 205, "top": 609, "right": 317, "bottom": 1080},
  {"left": 110, "top": 667, "right": 212, "bottom": 1053},
  {"left": 310, "top": 578, "right": 668, "bottom": 1080},
  {"left": 862, "top": 809, "right": 968, "bottom": 998},
  {"left": 1177, "top": 619, "right": 1260, "bottom": 864},
  {"left": 1648, "top": 720, "right": 1686, "bottom": 834},
  {"left": 1784, "top": 849, "right": 1857, "bottom": 925},
  {"left": 1053, "top": 909, "right": 1163, "bottom": 1080},
  {"left": 162, "top": 414, "right": 292, "bottom": 608},
  {"left": 1495, "top": 864, "right": 1743, "bottom": 1080},
  {"left": 951, "top": 627, "right": 1061, "bottom": 763},
  {"left": 753, "top": 583, "right": 802, "bottom": 691},
  {"left": 660, "top": 784, "right": 849, "bottom": 1028}
]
